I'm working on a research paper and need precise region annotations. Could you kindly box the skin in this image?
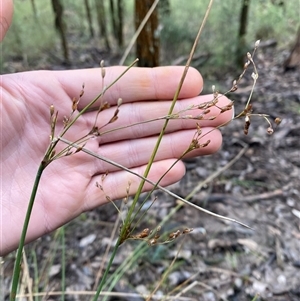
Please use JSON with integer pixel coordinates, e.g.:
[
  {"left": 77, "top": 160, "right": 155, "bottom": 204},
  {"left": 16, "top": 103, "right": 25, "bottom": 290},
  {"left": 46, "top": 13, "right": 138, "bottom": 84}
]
[
  {"left": 0, "top": 1, "right": 233, "bottom": 255},
  {"left": 0, "top": 0, "right": 13, "bottom": 41}
]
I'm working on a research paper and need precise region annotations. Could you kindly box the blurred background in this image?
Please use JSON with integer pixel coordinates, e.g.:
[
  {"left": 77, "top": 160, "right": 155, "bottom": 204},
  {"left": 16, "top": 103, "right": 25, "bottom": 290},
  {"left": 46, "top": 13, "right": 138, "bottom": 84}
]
[{"left": 1, "top": 0, "right": 299, "bottom": 75}]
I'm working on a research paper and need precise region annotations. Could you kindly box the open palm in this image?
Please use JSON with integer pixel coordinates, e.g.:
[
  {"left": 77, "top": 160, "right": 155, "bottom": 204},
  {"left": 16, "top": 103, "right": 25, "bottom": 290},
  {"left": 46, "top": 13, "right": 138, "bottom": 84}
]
[{"left": 0, "top": 66, "right": 232, "bottom": 255}]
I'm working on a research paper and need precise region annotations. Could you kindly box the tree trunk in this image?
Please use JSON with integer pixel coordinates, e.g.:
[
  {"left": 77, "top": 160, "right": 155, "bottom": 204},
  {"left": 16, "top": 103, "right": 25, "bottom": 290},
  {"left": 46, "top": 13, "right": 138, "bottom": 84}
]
[
  {"left": 109, "top": 0, "right": 117, "bottom": 38},
  {"left": 95, "top": 0, "right": 111, "bottom": 50},
  {"left": 83, "top": 0, "right": 94, "bottom": 38},
  {"left": 135, "top": 0, "right": 160, "bottom": 67},
  {"left": 284, "top": 26, "right": 300, "bottom": 71},
  {"left": 30, "top": 0, "right": 37, "bottom": 19},
  {"left": 236, "top": 0, "right": 251, "bottom": 66},
  {"left": 117, "top": 0, "right": 124, "bottom": 47},
  {"left": 109, "top": 0, "right": 123, "bottom": 48},
  {"left": 51, "top": 0, "right": 70, "bottom": 63}
]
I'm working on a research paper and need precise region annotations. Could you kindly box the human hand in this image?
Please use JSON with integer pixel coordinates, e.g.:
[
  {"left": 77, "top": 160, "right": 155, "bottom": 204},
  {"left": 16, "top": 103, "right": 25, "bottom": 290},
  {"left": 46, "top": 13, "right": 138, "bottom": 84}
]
[
  {"left": 0, "top": 0, "right": 13, "bottom": 41},
  {"left": 1, "top": 66, "right": 233, "bottom": 255},
  {"left": 0, "top": 0, "right": 233, "bottom": 255}
]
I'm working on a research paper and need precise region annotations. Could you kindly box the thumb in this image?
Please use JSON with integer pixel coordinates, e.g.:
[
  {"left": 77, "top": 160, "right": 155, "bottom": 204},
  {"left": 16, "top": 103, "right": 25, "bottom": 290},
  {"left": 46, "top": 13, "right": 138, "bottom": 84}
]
[{"left": 0, "top": 0, "right": 13, "bottom": 42}]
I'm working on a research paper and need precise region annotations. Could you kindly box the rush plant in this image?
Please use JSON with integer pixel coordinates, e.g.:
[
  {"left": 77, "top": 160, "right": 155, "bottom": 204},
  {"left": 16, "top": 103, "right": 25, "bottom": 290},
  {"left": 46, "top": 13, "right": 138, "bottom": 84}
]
[{"left": 9, "top": 0, "right": 280, "bottom": 300}]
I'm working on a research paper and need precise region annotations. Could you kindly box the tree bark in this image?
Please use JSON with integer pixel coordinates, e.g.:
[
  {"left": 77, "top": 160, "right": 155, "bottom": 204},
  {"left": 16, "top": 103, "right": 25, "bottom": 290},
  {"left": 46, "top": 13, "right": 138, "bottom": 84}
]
[
  {"left": 284, "top": 26, "right": 300, "bottom": 71},
  {"left": 83, "top": 0, "right": 94, "bottom": 38},
  {"left": 135, "top": 0, "right": 160, "bottom": 67},
  {"left": 109, "top": 0, "right": 117, "bottom": 38},
  {"left": 95, "top": 0, "right": 111, "bottom": 50},
  {"left": 51, "top": 0, "right": 69, "bottom": 63},
  {"left": 117, "top": 0, "right": 124, "bottom": 47},
  {"left": 109, "top": 0, "right": 124, "bottom": 48},
  {"left": 236, "top": 0, "right": 251, "bottom": 66}
]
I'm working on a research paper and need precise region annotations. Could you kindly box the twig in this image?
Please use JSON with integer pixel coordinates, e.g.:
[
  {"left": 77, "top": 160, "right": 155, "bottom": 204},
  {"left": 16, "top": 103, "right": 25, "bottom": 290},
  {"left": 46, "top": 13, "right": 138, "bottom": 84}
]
[
  {"left": 146, "top": 239, "right": 185, "bottom": 301},
  {"left": 22, "top": 251, "right": 34, "bottom": 301},
  {"left": 241, "top": 189, "right": 283, "bottom": 203},
  {"left": 16, "top": 291, "right": 195, "bottom": 300},
  {"left": 164, "top": 271, "right": 200, "bottom": 300},
  {"left": 193, "top": 188, "right": 284, "bottom": 204}
]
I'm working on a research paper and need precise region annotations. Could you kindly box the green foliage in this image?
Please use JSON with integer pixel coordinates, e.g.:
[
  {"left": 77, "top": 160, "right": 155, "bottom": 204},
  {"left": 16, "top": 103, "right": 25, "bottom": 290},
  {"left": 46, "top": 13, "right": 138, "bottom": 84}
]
[
  {"left": 160, "top": 0, "right": 299, "bottom": 69},
  {"left": 249, "top": 0, "right": 299, "bottom": 46},
  {"left": 1, "top": 0, "right": 56, "bottom": 70},
  {"left": 160, "top": 0, "right": 240, "bottom": 67},
  {"left": 1, "top": 0, "right": 299, "bottom": 72}
]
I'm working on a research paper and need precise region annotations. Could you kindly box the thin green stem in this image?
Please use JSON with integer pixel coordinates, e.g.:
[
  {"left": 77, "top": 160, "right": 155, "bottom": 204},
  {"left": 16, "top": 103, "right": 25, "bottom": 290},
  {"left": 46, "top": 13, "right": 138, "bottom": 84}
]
[
  {"left": 91, "top": 235, "right": 121, "bottom": 301},
  {"left": 10, "top": 163, "right": 45, "bottom": 301},
  {"left": 130, "top": 148, "right": 192, "bottom": 233},
  {"left": 82, "top": 2, "right": 219, "bottom": 297},
  {"left": 102, "top": 242, "right": 148, "bottom": 301},
  {"left": 125, "top": 0, "right": 215, "bottom": 216},
  {"left": 115, "top": 0, "right": 215, "bottom": 249}
]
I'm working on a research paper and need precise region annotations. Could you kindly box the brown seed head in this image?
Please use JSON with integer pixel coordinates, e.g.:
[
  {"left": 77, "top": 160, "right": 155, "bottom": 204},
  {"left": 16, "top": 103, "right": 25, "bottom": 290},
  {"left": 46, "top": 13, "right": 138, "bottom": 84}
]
[
  {"left": 95, "top": 182, "right": 103, "bottom": 190},
  {"left": 244, "top": 60, "right": 250, "bottom": 69},
  {"left": 200, "top": 140, "right": 211, "bottom": 148},
  {"left": 135, "top": 228, "right": 150, "bottom": 239},
  {"left": 50, "top": 105, "right": 55, "bottom": 116},
  {"left": 169, "top": 230, "right": 181, "bottom": 240},
  {"left": 63, "top": 116, "right": 69, "bottom": 127},
  {"left": 275, "top": 117, "right": 282, "bottom": 125},
  {"left": 183, "top": 228, "right": 193, "bottom": 234},
  {"left": 267, "top": 127, "right": 274, "bottom": 135},
  {"left": 244, "top": 115, "right": 251, "bottom": 135},
  {"left": 72, "top": 97, "right": 78, "bottom": 111},
  {"left": 148, "top": 238, "right": 157, "bottom": 246},
  {"left": 79, "top": 84, "right": 85, "bottom": 97},
  {"left": 231, "top": 80, "right": 238, "bottom": 92},
  {"left": 100, "top": 60, "right": 106, "bottom": 78}
]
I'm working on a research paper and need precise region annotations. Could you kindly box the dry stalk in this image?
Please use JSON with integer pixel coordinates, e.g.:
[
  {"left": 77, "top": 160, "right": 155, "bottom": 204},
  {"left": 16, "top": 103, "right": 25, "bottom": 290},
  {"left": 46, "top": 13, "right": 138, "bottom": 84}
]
[{"left": 146, "top": 239, "right": 186, "bottom": 301}]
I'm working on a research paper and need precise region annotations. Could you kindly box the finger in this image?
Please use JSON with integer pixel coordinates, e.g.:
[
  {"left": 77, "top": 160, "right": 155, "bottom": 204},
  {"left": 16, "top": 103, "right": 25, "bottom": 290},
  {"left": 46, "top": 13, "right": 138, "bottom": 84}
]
[
  {"left": 0, "top": 0, "right": 13, "bottom": 41},
  {"left": 84, "top": 159, "right": 186, "bottom": 211},
  {"left": 90, "top": 127, "right": 222, "bottom": 173},
  {"left": 82, "top": 94, "right": 233, "bottom": 144},
  {"left": 53, "top": 66, "right": 203, "bottom": 106}
]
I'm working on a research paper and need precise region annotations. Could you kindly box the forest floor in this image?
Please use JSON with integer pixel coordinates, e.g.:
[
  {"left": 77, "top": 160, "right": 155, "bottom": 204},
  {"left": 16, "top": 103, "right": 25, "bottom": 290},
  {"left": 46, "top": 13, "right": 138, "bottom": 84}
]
[{"left": 2, "top": 44, "right": 300, "bottom": 301}]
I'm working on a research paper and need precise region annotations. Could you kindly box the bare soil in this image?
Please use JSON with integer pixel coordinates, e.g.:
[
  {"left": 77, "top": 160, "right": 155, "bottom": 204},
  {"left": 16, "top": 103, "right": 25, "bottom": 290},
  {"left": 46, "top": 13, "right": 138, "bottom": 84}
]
[{"left": 2, "top": 45, "right": 300, "bottom": 301}]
